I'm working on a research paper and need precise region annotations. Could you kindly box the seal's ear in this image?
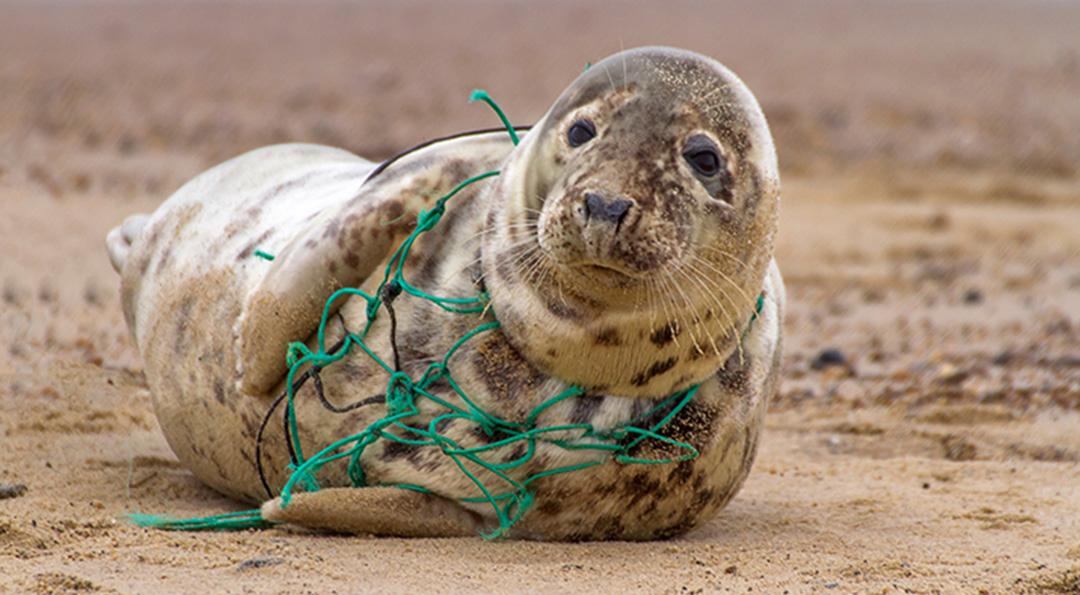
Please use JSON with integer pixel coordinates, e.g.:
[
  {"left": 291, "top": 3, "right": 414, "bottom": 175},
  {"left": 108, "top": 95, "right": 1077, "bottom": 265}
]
[{"left": 235, "top": 133, "right": 516, "bottom": 396}]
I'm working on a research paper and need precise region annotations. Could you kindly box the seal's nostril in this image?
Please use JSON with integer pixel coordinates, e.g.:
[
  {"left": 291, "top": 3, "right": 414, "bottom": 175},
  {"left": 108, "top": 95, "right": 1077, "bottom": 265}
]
[{"left": 584, "top": 192, "right": 633, "bottom": 226}]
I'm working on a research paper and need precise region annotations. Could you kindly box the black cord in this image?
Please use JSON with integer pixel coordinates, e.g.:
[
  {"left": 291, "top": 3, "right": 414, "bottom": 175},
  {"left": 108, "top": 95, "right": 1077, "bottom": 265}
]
[
  {"left": 254, "top": 315, "right": 383, "bottom": 499},
  {"left": 381, "top": 281, "right": 403, "bottom": 373},
  {"left": 255, "top": 390, "right": 288, "bottom": 498}
]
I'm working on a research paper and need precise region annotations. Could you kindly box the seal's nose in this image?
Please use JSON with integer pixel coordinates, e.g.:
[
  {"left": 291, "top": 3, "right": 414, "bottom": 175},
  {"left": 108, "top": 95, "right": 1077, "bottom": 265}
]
[{"left": 583, "top": 192, "right": 632, "bottom": 227}]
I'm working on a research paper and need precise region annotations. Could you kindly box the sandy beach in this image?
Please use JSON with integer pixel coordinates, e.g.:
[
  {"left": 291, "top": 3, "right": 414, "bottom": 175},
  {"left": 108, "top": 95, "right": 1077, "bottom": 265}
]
[{"left": 2, "top": 1, "right": 1079, "bottom": 593}]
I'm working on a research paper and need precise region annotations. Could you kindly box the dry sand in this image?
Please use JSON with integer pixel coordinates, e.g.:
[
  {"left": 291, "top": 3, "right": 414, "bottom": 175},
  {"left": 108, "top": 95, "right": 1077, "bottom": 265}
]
[{"left": 2, "top": 1, "right": 1079, "bottom": 593}]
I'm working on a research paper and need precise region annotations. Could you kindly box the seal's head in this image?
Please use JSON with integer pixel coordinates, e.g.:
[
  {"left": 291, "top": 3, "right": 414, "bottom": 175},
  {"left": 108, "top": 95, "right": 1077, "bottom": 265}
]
[{"left": 482, "top": 46, "right": 780, "bottom": 398}]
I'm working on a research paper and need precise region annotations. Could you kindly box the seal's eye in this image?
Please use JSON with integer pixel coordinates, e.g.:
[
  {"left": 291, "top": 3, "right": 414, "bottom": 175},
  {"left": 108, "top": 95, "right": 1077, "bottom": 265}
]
[
  {"left": 567, "top": 119, "right": 597, "bottom": 147},
  {"left": 685, "top": 150, "right": 720, "bottom": 176},
  {"left": 682, "top": 135, "right": 722, "bottom": 177},
  {"left": 683, "top": 134, "right": 734, "bottom": 202}
]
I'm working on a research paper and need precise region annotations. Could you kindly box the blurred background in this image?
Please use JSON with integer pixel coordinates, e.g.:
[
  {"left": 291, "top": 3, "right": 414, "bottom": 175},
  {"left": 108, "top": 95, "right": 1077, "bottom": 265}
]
[{"left": 2, "top": 0, "right": 1079, "bottom": 196}]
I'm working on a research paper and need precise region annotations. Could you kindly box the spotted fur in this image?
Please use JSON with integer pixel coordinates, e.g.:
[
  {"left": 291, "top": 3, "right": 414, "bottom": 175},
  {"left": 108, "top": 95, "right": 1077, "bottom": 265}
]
[{"left": 106, "top": 47, "right": 784, "bottom": 540}]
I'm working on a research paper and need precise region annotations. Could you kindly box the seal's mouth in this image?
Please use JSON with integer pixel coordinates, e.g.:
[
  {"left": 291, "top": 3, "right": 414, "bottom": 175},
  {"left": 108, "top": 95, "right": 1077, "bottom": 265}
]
[
  {"left": 573, "top": 261, "right": 649, "bottom": 285},
  {"left": 540, "top": 240, "right": 668, "bottom": 285}
]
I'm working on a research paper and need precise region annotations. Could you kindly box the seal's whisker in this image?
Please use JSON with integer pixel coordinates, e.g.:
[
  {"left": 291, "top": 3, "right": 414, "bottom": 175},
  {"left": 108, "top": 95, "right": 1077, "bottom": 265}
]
[
  {"left": 602, "top": 60, "right": 618, "bottom": 96},
  {"left": 501, "top": 233, "right": 541, "bottom": 253},
  {"left": 517, "top": 248, "right": 549, "bottom": 285},
  {"left": 687, "top": 253, "right": 753, "bottom": 307},
  {"left": 666, "top": 269, "right": 701, "bottom": 353},
  {"left": 652, "top": 273, "right": 679, "bottom": 350},
  {"left": 695, "top": 244, "right": 752, "bottom": 272},
  {"left": 682, "top": 258, "right": 746, "bottom": 317},
  {"left": 673, "top": 262, "right": 743, "bottom": 358},
  {"left": 642, "top": 276, "right": 659, "bottom": 334},
  {"left": 466, "top": 218, "right": 537, "bottom": 241},
  {"left": 655, "top": 271, "right": 689, "bottom": 350},
  {"left": 620, "top": 40, "right": 628, "bottom": 92},
  {"left": 667, "top": 267, "right": 715, "bottom": 355},
  {"left": 672, "top": 264, "right": 731, "bottom": 357},
  {"left": 634, "top": 271, "right": 649, "bottom": 317},
  {"left": 683, "top": 261, "right": 749, "bottom": 362},
  {"left": 651, "top": 275, "right": 672, "bottom": 336},
  {"left": 645, "top": 275, "right": 664, "bottom": 335},
  {"left": 464, "top": 234, "right": 534, "bottom": 269},
  {"left": 506, "top": 237, "right": 555, "bottom": 291},
  {"left": 448, "top": 232, "right": 538, "bottom": 281},
  {"left": 537, "top": 260, "right": 558, "bottom": 294}
]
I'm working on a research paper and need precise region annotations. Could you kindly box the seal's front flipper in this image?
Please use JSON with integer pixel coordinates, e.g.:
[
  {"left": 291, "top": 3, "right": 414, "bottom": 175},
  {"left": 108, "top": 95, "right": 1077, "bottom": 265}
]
[
  {"left": 260, "top": 487, "right": 481, "bottom": 537},
  {"left": 235, "top": 132, "right": 516, "bottom": 397},
  {"left": 234, "top": 198, "right": 420, "bottom": 396}
]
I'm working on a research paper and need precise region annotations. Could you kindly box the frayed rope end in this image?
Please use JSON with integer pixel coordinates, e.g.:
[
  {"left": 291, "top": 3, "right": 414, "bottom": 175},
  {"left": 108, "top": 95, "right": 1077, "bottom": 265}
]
[{"left": 122, "top": 510, "right": 274, "bottom": 531}]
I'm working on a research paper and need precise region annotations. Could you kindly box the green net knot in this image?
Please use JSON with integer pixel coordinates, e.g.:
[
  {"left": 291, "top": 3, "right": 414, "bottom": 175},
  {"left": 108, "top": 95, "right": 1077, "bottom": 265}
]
[
  {"left": 416, "top": 203, "right": 446, "bottom": 232},
  {"left": 385, "top": 371, "right": 417, "bottom": 416},
  {"left": 286, "top": 342, "right": 315, "bottom": 368},
  {"left": 365, "top": 296, "right": 381, "bottom": 322}
]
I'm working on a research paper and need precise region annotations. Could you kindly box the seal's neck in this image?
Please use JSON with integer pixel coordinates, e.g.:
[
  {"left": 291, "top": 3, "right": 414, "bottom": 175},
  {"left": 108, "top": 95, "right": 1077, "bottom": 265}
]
[{"left": 482, "top": 241, "right": 761, "bottom": 398}]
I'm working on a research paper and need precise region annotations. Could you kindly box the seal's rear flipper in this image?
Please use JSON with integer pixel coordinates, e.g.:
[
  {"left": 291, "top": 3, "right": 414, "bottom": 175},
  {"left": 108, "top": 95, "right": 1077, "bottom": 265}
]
[
  {"left": 105, "top": 214, "right": 150, "bottom": 273},
  {"left": 260, "top": 487, "right": 481, "bottom": 537}
]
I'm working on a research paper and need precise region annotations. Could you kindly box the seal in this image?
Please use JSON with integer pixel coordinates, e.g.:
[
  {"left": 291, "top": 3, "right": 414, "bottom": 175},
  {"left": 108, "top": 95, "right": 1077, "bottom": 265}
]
[{"left": 107, "top": 46, "right": 784, "bottom": 540}]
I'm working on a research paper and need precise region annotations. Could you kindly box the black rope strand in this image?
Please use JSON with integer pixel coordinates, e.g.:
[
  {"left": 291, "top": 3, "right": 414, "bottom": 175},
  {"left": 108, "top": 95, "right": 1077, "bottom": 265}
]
[
  {"left": 381, "top": 281, "right": 403, "bottom": 373},
  {"left": 310, "top": 367, "right": 386, "bottom": 414},
  {"left": 255, "top": 390, "right": 288, "bottom": 498},
  {"left": 255, "top": 320, "right": 381, "bottom": 499}
]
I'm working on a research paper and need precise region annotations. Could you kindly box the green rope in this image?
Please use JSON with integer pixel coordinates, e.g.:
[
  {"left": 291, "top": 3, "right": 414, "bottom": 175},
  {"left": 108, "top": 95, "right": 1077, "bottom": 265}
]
[
  {"left": 124, "top": 510, "right": 271, "bottom": 531},
  {"left": 469, "top": 90, "right": 519, "bottom": 146},
  {"left": 253, "top": 250, "right": 275, "bottom": 261},
  {"left": 127, "top": 91, "right": 721, "bottom": 539},
  {"left": 741, "top": 293, "right": 765, "bottom": 342}
]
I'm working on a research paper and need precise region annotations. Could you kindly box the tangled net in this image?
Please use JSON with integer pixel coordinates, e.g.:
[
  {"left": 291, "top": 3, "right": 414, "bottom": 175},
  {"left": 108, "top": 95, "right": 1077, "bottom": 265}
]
[{"left": 127, "top": 91, "right": 758, "bottom": 539}]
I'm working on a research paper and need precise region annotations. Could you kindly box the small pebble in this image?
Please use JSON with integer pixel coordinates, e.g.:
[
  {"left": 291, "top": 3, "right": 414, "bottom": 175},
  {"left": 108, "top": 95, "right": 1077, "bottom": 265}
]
[
  {"left": 0, "top": 484, "right": 28, "bottom": 500},
  {"left": 935, "top": 363, "right": 969, "bottom": 386},
  {"left": 38, "top": 280, "right": 58, "bottom": 303},
  {"left": 83, "top": 282, "right": 107, "bottom": 306},
  {"left": 238, "top": 557, "right": 285, "bottom": 571},
  {"left": 927, "top": 211, "right": 951, "bottom": 231},
  {"left": 1053, "top": 355, "right": 1080, "bottom": 369},
  {"left": 2, "top": 279, "right": 28, "bottom": 306},
  {"left": 991, "top": 351, "right": 1014, "bottom": 366},
  {"left": 810, "top": 348, "right": 852, "bottom": 373}
]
